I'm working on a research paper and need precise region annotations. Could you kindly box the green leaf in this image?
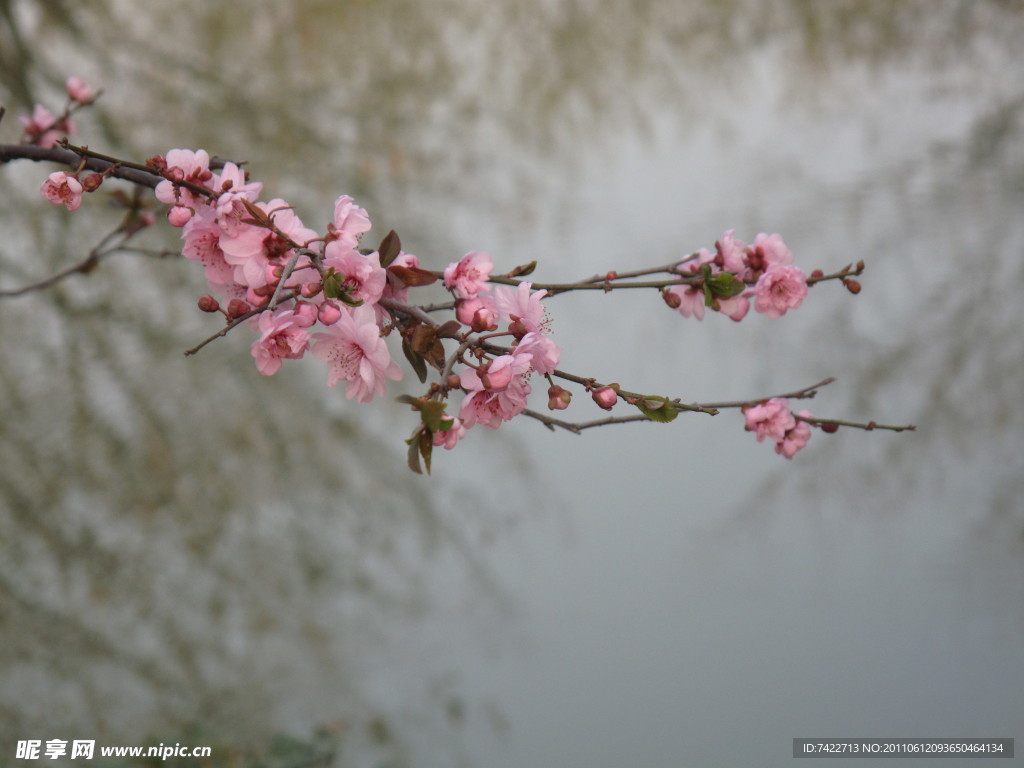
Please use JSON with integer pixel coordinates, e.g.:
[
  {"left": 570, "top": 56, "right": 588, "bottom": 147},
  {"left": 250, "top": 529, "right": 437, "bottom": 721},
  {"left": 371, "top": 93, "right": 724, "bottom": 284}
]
[
  {"left": 406, "top": 432, "right": 423, "bottom": 474},
  {"left": 322, "top": 273, "right": 342, "bottom": 299},
  {"left": 418, "top": 400, "right": 449, "bottom": 432},
  {"left": 635, "top": 396, "right": 679, "bottom": 423},
  {"left": 418, "top": 429, "right": 434, "bottom": 475},
  {"left": 706, "top": 271, "right": 746, "bottom": 299}
]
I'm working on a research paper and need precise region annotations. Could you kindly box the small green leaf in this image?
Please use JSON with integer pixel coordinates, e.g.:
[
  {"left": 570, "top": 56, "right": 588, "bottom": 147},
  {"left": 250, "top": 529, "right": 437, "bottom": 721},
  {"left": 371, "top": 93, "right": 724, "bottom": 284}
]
[
  {"left": 407, "top": 433, "right": 423, "bottom": 474},
  {"left": 338, "top": 290, "right": 364, "bottom": 307},
  {"left": 323, "top": 273, "right": 342, "bottom": 299},
  {"left": 419, "top": 401, "right": 448, "bottom": 432},
  {"left": 706, "top": 271, "right": 746, "bottom": 299},
  {"left": 418, "top": 429, "right": 434, "bottom": 475},
  {"left": 635, "top": 396, "right": 679, "bottom": 423}
]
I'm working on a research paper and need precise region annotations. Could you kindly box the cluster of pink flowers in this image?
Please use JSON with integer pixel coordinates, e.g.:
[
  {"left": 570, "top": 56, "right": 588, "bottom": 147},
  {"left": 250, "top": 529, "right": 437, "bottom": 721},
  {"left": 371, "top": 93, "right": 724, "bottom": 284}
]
[
  {"left": 440, "top": 252, "right": 562, "bottom": 448},
  {"left": 20, "top": 76, "right": 94, "bottom": 149},
  {"left": 149, "top": 148, "right": 410, "bottom": 405},
  {"left": 743, "top": 398, "right": 813, "bottom": 458},
  {"left": 29, "top": 78, "right": 851, "bottom": 465},
  {"left": 664, "top": 230, "right": 808, "bottom": 321}
]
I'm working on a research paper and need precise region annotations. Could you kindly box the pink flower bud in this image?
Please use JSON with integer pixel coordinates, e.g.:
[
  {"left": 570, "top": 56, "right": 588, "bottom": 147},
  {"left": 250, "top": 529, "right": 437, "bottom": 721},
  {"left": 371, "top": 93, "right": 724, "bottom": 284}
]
[
  {"left": 167, "top": 205, "right": 193, "bottom": 227},
  {"left": 300, "top": 281, "right": 322, "bottom": 299},
  {"left": 226, "top": 299, "right": 252, "bottom": 318},
  {"left": 446, "top": 373, "right": 462, "bottom": 390},
  {"left": 592, "top": 385, "right": 618, "bottom": 411},
  {"left": 662, "top": 288, "right": 682, "bottom": 309},
  {"left": 547, "top": 385, "right": 571, "bottom": 411},
  {"left": 293, "top": 302, "right": 319, "bottom": 327},
  {"left": 472, "top": 308, "right": 498, "bottom": 333},
  {"left": 197, "top": 295, "right": 220, "bottom": 313},
  {"left": 65, "top": 75, "right": 94, "bottom": 104},
  {"left": 318, "top": 301, "right": 343, "bottom": 326},
  {"left": 264, "top": 264, "right": 282, "bottom": 285},
  {"left": 80, "top": 173, "right": 103, "bottom": 192}
]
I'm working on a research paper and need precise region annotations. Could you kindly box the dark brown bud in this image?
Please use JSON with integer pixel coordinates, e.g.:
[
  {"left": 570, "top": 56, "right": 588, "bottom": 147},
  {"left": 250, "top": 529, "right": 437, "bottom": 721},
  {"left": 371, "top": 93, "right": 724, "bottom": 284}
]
[
  {"left": 662, "top": 288, "right": 682, "bottom": 309},
  {"left": 81, "top": 174, "right": 103, "bottom": 192},
  {"left": 197, "top": 295, "right": 220, "bottom": 313}
]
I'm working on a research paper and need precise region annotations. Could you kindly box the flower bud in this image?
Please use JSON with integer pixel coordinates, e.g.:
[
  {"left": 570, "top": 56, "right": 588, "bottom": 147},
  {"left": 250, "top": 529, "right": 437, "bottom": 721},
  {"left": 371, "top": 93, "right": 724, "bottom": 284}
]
[
  {"left": 592, "top": 385, "right": 618, "bottom": 411},
  {"left": 226, "top": 299, "right": 252, "bottom": 318},
  {"left": 167, "top": 205, "right": 193, "bottom": 227},
  {"left": 293, "top": 302, "right": 319, "bottom": 327},
  {"left": 446, "top": 373, "right": 462, "bottom": 390},
  {"left": 300, "top": 281, "right": 322, "bottom": 299},
  {"left": 547, "top": 385, "right": 571, "bottom": 411},
  {"left": 197, "top": 295, "right": 220, "bottom": 313},
  {"left": 470, "top": 307, "right": 498, "bottom": 333},
  {"left": 843, "top": 278, "right": 862, "bottom": 295},
  {"left": 809, "top": 269, "right": 824, "bottom": 280},
  {"left": 662, "top": 288, "right": 682, "bottom": 309},
  {"left": 508, "top": 318, "right": 528, "bottom": 340},
  {"left": 820, "top": 422, "right": 840, "bottom": 434},
  {"left": 81, "top": 173, "right": 103, "bottom": 192},
  {"left": 318, "top": 301, "right": 343, "bottom": 326},
  {"left": 65, "top": 75, "right": 94, "bottom": 104}
]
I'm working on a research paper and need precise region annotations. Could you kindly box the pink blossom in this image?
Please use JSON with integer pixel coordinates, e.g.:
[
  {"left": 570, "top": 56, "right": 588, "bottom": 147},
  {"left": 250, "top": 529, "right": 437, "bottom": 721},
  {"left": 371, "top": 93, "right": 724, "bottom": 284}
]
[
  {"left": 458, "top": 375, "right": 531, "bottom": 429},
  {"left": 716, "top": 293, "right": 751, "bottom": 322},
  {"left": 312, "top": 305, "right": 401, "bottom": 402},
  {"left": 491, "top": 281, "right": 548, "bottom": 333},
  {"left": 444, "top": 251, "right": 493, "bottom": 299},
  {"left": 20, "top": 105, "right": 68, "bottom": 148},
  {"left": 219, "top": 199, "right": 318, "bottom": 291},
  {"left": 455, "top": 296, "right": 498, "bottom": 331},
  {"left": 154, "top": 149, "right": 212, "bottom": 207},
  {"left": 460, "top": 352, "right": 532, "bottom": 394},
  {"left": 514, "top": 332, "right": 561, "bottom": 375},
  {"left": 382, "top": 251, "right": 420, "bottom": 303},
  {"left": 322, "top": 244, "right": 386, "bottom": 305},
  {"left": 432, "top": 416, "right": 466, "bottom": 450},
  {"left": 776, "top": 411, "right": 813, "bottom": 459},
  {"left": 211, "top": 162, "right": 263, "bottom": 235},
  {"left": 65, "top": 76, "right": 94, "bottom": 104},
  {"left": 745, "top": 232, "right": 794, "bottom": 279},
  {"left": 330, "top": 195, "right": 372, "bottom": 251},
  {"left": 250, "top": 309, "right": 311, "bottom": 376},
  {"left": 39, "top": 171, "right": 83, "bottom": 211},
  {"left": 744, "top": 398, "right": 796, "bottom": 443},
  {"left": 714, "top": 230, "right": 746, "bottom": 273},
  {"left": 754, "top": 264, "right": 808, "bottom": 319},
  {"left": 664, "top": 284, "right": 706, "bottom": 320},
  {"left": 167, "top": 205, "right": 193, "bottom": 227},
  {"left": 182, "top": 214, "right": 236, "bottom": 289}
]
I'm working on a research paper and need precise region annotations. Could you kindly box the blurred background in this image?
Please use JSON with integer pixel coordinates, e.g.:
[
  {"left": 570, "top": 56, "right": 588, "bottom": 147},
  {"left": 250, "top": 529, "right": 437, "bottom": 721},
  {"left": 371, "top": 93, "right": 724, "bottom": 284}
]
[{"left": 1, "top": 1, "right": 1021, "bottom": 766}]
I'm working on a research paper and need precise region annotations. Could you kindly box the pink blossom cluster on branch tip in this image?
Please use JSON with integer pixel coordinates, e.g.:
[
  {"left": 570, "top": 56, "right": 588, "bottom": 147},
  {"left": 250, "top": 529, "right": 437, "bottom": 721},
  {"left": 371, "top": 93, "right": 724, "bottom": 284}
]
[
  {"left": 743, "top": 398, "right": 813, "bottom": 459},
  {"left": 662, "top": 230, "right": 807, "bottom": 321},
  {"left": 13, "top": 76, "right": 917, "bottom": 473}
]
